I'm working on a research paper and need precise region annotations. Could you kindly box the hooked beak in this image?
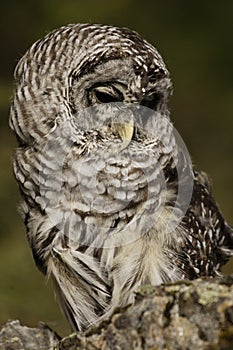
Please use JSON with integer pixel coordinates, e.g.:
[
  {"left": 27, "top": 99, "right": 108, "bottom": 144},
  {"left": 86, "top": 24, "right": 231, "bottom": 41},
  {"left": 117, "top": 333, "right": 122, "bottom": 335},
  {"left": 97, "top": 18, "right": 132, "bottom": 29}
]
[
  {"left": 114, "top": 121, "right": 134, "bottom": 150},
  {"left": 112, "top": 112, "right": 134, "bottom": 150}
]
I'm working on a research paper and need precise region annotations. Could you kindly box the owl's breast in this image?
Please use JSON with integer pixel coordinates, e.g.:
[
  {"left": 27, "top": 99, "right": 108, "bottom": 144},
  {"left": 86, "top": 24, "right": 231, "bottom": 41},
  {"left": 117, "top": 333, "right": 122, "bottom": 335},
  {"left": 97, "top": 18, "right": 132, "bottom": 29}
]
[{"left": 36, "top": 137, "right": 175, "bottom": 249}]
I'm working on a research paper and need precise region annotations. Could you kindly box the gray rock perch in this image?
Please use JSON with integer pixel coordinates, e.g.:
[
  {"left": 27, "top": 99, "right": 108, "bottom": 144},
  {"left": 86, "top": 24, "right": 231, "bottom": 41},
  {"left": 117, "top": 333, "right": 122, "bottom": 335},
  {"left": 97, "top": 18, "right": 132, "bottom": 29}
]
[{"left": 1, "top": 276, "right": 233, "bottom": 350}]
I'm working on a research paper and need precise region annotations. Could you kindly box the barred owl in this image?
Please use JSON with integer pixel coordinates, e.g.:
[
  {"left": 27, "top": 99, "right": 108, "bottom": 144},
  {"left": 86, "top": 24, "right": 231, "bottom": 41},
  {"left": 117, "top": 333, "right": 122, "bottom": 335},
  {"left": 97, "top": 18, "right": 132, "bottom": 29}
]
[{"left": 10, "top": 24, "right": 233, "bottom": 331}]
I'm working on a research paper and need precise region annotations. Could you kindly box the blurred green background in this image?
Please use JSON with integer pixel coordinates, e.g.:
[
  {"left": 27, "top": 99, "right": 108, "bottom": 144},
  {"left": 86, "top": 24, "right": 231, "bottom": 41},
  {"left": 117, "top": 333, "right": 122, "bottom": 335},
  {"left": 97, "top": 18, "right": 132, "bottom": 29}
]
[{"left": 0, "top": 0, "right": 232, "bottom": 337}]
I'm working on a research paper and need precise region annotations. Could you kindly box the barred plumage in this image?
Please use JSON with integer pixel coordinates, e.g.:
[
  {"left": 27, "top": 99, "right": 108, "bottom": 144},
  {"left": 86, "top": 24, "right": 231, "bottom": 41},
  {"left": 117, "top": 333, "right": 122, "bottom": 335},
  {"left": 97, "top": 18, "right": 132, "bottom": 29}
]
[{"left": 10, "top": 24, "right": 233, "bottom": 331}]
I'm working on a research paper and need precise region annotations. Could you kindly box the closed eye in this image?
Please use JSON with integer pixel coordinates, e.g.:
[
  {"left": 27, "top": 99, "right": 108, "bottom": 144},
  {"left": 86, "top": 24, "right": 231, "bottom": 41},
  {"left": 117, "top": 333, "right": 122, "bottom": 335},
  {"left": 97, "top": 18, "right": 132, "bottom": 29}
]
[
  {"left": 141, "top": 92, "right": 162, "bottom": 110},
  {"left": 88, "top": 83, "right": 124, "bottom": 105},
  {"left": 95, "top": 90, "right": 122, "bottom": 103}
]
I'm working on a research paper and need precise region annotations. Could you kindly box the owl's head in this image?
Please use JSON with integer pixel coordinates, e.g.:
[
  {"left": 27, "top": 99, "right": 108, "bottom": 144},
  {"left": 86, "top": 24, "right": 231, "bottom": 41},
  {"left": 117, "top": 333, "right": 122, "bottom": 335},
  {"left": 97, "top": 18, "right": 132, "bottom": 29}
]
[{"left": 10, "top": 24, "right": 172, "bottom": 147}]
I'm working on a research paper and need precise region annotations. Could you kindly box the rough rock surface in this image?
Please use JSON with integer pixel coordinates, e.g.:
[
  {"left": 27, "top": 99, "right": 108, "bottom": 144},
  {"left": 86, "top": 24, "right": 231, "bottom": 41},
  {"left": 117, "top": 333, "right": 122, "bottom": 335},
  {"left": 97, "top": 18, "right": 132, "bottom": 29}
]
[
  {"left": 0, "top": 320, "right": 60, "bottom": 349},
  {"left": 1, "top": 276, "right": 233, "bottom": 350}
]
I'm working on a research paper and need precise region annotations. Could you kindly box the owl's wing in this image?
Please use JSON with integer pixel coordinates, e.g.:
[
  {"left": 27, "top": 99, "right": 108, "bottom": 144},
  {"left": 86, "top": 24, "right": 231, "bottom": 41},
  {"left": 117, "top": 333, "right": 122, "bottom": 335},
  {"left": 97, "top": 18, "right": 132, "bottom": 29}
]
[
  {"left": 178, "top": 170, "right": 233, "bottom": 279},
  {"left": 47, "top": 244, "right": 111, "bottom": 331}
]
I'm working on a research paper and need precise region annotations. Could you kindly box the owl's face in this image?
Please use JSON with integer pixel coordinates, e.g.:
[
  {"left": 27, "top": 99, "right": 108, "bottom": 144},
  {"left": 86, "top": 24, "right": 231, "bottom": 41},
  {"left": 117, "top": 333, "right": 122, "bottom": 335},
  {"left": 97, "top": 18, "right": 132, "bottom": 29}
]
[
  {"left": 70, "top": 57, "right": 171, "bottom": 145},
  {"left": 10, "top": 24, "right": 172, "bottom": 146}
]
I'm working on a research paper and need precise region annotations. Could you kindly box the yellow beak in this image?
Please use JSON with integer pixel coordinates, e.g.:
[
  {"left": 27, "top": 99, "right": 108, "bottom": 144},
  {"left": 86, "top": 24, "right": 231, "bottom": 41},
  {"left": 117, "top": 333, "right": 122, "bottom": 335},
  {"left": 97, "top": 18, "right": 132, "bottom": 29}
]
[
  {"left": 111, "top": 108, "right": 134, "bottom": 150},
  {"left": 114, "top": 120, "right": 134, "bottom": 150}
]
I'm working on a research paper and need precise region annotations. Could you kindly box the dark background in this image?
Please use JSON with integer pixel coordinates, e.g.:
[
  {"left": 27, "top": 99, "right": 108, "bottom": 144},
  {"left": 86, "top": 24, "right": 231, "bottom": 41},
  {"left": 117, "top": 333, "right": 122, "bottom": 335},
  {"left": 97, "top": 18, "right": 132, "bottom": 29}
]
[{"left": 0, "top": 0, "right": 232, "bottom": 336}]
